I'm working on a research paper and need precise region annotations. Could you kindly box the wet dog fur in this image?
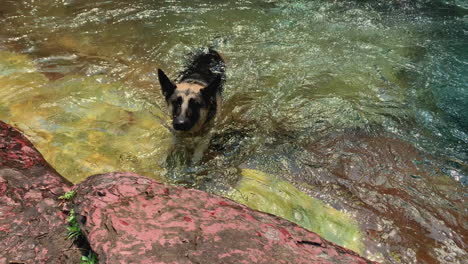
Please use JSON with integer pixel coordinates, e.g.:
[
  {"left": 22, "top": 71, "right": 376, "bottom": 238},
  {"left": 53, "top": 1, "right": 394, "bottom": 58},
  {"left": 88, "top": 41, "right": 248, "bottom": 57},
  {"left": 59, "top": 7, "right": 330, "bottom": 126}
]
[
  {"left": 158, "top": 48, "right": 225, "bottom": 164},
  {"left": 158, "top": 48, "right": 225, "bottom": 134}
]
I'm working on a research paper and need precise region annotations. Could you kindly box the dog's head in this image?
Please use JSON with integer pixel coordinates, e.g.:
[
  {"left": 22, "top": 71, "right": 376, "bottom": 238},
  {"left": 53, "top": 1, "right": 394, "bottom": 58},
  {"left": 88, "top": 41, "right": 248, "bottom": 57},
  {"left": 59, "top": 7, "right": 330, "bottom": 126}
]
[{"left": 158, "top": 69, "right": 220, "bottom": 133}]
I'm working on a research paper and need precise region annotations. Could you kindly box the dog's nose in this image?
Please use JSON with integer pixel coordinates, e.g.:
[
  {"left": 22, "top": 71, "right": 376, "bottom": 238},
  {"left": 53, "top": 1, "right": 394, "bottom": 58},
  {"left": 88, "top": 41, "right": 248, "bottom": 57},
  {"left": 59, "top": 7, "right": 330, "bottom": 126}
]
[{"left": 173, "top": 118, "right": 191, "bottom": 131}]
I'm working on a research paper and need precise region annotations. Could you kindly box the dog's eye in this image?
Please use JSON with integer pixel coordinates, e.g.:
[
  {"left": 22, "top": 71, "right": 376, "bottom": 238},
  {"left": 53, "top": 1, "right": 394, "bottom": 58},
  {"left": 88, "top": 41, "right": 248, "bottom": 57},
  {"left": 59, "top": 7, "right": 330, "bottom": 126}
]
[
  {"left": 171, "top": 97, "right": 183, "bottom": 117},
  {"left": 174, "top": 97, "right": 182, "bottom": 106},
  {"left": 189, "top": 98, "right": 201, "bottom": 108}
]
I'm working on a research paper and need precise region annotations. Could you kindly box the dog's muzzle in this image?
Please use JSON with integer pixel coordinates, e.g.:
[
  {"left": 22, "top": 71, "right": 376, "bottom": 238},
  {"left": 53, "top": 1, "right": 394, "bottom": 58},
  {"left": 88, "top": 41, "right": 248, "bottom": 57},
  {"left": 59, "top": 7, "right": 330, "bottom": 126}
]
[{"left": 173, "top": 117, "right": 192, "bottom": 131}]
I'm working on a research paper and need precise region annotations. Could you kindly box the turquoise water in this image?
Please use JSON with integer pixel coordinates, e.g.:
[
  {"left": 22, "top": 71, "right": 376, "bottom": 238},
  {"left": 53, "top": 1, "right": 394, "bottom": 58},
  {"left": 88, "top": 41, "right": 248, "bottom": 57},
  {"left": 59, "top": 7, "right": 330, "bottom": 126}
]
[{"left": 0, "top": 0, "right": 466, "bottom": 263}]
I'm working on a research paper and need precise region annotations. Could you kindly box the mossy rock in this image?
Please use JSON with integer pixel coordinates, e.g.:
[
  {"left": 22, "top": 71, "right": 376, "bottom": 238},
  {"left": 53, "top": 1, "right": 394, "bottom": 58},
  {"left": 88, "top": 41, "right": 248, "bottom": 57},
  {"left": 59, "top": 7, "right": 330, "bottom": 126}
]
[{"left": 227, "top": 169, "right": 364, "bottom": 254}]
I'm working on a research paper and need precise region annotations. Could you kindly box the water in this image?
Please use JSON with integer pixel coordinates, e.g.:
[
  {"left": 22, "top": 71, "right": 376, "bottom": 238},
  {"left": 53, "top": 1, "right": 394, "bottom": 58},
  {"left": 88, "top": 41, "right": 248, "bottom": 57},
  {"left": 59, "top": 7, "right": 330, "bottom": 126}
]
[{"left": 0, "top": 0, "right": 466, "bottom": 263}]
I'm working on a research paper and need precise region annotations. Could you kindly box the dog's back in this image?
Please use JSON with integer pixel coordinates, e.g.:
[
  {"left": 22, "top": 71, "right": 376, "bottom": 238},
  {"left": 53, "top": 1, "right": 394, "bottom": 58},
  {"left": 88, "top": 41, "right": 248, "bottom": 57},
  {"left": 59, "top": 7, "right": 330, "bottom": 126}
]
[{"left": 178, "top": 49, "right": 226, "bottom": 88}]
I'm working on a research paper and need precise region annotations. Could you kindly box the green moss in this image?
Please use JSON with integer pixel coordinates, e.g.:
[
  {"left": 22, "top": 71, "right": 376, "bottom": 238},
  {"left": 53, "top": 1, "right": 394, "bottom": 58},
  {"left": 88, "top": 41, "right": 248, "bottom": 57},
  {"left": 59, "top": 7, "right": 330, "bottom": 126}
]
[{"left": 226, "top": 169, "right": 364, "bottom": 254}]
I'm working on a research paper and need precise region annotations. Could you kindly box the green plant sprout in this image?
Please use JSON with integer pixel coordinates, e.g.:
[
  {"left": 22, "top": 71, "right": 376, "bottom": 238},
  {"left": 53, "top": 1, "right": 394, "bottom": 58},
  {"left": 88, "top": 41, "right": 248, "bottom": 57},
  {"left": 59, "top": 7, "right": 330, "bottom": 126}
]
[
  {"left": 59, "top": 190, "right": 77, "bottom": 200},
  {"left": 66, "top": 208, "right": 81, "bottom": 240},
  {"left": 81, "top": 251, "right": 98, "bottom": 264}
]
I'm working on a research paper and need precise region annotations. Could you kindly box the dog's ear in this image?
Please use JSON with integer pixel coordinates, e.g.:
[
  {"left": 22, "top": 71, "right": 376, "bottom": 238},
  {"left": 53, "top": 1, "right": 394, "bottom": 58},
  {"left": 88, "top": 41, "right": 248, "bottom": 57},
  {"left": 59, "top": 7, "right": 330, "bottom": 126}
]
[
  {"left": 158, "top": 69, "right": 176, "bottom": 100},
  {"left": 201, "top": 76, "right": 221, "bottom": 102}
]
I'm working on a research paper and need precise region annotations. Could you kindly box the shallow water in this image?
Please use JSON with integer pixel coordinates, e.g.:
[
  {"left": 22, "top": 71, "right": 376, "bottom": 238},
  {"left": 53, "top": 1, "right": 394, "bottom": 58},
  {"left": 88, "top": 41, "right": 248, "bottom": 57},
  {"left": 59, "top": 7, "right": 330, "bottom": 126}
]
[{"left": 0, "top": 0, "right": 467, "bottom": 263}]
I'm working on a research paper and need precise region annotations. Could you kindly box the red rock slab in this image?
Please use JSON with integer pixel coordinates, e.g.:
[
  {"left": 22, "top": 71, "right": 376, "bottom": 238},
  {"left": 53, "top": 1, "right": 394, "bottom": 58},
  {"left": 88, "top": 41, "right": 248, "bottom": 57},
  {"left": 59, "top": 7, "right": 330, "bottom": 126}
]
[
  {"left": 74, "top": 172, "right": 378, "bottom": 264},
  {"left": 0, "top": 121, "right": 80, "bottom": 264}
]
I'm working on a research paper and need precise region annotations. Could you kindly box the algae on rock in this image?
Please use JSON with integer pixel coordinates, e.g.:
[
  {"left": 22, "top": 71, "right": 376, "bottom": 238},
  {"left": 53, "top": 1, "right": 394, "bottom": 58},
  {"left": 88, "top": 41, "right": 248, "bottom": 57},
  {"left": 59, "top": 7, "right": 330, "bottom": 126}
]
[
  {"left": 0, "top": 51, "right": 171, "bottom": 183},
  {"left": 227, "top": 169, "right": 364, "bottom": 254}
]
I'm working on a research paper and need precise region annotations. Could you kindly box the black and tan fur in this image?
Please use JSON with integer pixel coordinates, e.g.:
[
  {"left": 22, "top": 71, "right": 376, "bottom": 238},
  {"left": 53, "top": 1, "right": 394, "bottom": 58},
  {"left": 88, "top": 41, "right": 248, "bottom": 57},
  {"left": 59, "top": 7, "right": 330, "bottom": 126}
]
[
  {"left": 158, "top": 48, "right": 225, "bottom": 134},
  {"left": 158, "top": 48, "right": 225, "bottom": 165}
]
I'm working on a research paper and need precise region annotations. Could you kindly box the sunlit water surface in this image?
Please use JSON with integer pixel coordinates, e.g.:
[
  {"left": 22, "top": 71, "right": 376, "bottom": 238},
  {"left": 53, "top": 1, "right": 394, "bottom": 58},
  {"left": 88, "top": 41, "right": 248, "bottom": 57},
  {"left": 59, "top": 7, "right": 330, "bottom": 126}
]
[{"left": 0, "top": 0, "right": 467, "bottom": 263}]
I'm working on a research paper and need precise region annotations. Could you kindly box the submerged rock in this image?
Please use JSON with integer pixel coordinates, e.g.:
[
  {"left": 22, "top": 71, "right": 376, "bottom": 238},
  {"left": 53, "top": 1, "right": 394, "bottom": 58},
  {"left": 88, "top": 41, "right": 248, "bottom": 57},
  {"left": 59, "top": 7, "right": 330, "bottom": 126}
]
[
  {"left": 227, "top": 169, "right": 364, "bottom": 254},
  {"left": 0, "top": 121, "right": 81, "bottom": 263},
  {"left": 0, "top": 50, "right": 172, "bottom": 184},
  {"left": 296, "top": 131, "right": 467, "bottom": 263},
  {"left": 73, "top": 172, "right": 377, "bottom": 264}
]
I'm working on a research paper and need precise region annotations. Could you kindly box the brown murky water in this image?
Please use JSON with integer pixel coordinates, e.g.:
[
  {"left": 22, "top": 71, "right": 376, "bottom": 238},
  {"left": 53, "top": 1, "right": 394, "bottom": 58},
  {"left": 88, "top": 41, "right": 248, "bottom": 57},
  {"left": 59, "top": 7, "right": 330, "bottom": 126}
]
[{"left": 0, "top": 0, "right": 466, "bottom": 263}]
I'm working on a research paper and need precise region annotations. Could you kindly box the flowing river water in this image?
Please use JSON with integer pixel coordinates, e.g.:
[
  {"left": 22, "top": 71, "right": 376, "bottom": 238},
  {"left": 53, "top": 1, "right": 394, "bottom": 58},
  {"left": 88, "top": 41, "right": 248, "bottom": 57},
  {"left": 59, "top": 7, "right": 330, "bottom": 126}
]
[{"left": 0, "top": 0, "right": 466, "bottom": 263}]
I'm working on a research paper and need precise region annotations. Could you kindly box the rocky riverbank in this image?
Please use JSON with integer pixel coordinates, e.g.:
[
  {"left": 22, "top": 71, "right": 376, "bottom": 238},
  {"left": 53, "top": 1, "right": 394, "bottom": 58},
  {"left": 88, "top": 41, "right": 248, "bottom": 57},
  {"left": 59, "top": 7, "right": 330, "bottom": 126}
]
[{"left": 0, "top": 121, "right": 377, "bottom": 264}]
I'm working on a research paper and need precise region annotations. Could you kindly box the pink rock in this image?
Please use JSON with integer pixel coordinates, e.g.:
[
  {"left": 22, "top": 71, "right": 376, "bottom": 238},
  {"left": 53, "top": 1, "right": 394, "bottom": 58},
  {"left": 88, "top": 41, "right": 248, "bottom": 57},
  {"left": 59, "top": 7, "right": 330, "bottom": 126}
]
[
  {"left": 74, "top": 172, "right": 378, "bottom": 264},
  {"left": 0, "top": 121, "right": 80, "bottom": 264}
]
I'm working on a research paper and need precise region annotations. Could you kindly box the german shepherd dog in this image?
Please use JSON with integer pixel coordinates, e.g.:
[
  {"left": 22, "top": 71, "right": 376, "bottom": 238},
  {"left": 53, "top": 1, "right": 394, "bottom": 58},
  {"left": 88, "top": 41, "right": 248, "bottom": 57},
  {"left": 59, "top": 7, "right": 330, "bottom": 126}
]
[{"left": 158, "top": 48, "right": 225, "bottom": 165}]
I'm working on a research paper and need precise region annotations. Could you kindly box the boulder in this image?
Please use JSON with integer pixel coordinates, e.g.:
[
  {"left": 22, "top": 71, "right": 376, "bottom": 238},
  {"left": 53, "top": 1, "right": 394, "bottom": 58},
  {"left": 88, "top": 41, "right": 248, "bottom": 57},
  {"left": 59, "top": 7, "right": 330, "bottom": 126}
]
[
  {"left": 73, "top": 172, "right": 377, "bottom": 264},
  {"left": 0, "top": 121, "right": 81, "bottom": 263}
]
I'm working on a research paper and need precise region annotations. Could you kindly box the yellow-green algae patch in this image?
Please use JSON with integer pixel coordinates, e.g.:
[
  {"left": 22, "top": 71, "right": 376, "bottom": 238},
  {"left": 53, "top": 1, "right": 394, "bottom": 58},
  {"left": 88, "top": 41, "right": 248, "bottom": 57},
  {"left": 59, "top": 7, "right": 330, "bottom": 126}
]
[
  {"left": 227, "top": 169, "right": 364, "bottom": 254},
  {"left": 0, "top": 51, "right": 171, "bottom": 183}
]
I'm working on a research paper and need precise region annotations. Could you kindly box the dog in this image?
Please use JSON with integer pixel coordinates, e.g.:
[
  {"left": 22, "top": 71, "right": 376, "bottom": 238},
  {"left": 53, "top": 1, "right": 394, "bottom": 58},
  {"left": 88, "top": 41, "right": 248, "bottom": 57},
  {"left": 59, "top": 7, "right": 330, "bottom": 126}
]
[
  {"left": 158, "top": 48, "right": 226, "bottom": 166},
  {"left": 158, "top": 48, "right": 225, "bottom": 134}
]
